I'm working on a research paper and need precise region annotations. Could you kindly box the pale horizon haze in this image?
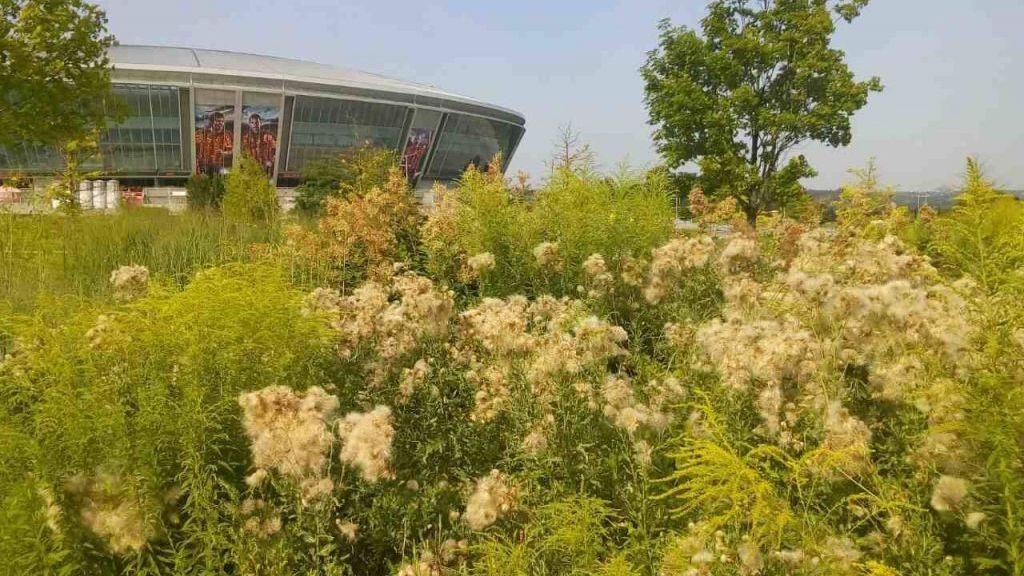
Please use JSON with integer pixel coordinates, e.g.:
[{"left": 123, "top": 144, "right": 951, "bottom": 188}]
[{"left": 94, "top": 0, "right": 1024, "bottom": 190}]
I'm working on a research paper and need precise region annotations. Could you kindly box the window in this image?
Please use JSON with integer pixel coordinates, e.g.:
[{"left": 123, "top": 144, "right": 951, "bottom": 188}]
[
  {"left": 99, "top": 85, "right": 185, "bottom": 174},
  {"left": 400, "top": 109, "right": 442, "bottom": 184},
  {"left": 285, "top": 96, "right": 408, "bottom": 173},
  {"left": 425, "top": 114, "right": 523, "bottom": 181},
  {"left": 0, "top": 84, "right": 186, "bottom": 174},
  {"left": 0, "top": 143, "right": 61, "bottom": 173}
]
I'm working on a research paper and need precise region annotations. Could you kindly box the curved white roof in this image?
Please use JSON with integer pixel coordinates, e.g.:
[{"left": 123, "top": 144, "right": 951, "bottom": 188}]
[{"left": 108, "top": 44, "right": 525, "bottom": 125}]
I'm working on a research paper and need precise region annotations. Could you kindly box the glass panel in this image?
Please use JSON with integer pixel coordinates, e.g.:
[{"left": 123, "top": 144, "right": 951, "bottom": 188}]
[
  {"left": 425, "top": 114, "right": 523, "bottom": 181},
  {"left": 0, "top": 84, "right": 186, "bottom": 175},
  {"left": 0, "top": 143, "right": 61, "bottom": 173},
  {"left": 285, "top": 95, "right": 408, "bottom": 173},
  {"left": 98, "top": 85, "right": 155, "bottom": 173},
  {"left": 152, "top": 87, "right": 183, "bottom": 173},
  {"left": 96, "top": 84, "right": 185, "bottom": 174},
  {"left": 401, "top": 109, "right": 442, "bottom": 183},
  {"left": 178, "top": 88, "right": 193, "bottom": 172},
  {"left": 194, "top": 89, "right": 237, "bottom": 175},
  {"left": 277, "top": 95, "right": 294, "bottom": 179}
]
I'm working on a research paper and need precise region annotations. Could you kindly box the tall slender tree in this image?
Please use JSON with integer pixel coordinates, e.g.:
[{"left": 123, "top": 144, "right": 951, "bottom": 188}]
[
  {"left": 642, "top": 0, "right": 882, "bottom": 223},
  {"left": 548, "top": 123, "right": 597, "bottom": 176}
]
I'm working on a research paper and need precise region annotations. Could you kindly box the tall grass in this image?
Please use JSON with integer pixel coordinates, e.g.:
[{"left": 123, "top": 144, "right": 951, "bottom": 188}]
[{"left": 0, "top": 208, "right": 281, "bottom": 312}]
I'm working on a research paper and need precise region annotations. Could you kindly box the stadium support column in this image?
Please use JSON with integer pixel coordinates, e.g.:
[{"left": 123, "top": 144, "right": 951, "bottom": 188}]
[{"left": 233, "top": 90, "right": 243, "bottom": 171}]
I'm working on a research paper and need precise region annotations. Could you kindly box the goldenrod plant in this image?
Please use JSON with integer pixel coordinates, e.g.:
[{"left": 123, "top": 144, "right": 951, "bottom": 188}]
[{"left": 223, "top": 154, "right": 281, "bottom": 226}]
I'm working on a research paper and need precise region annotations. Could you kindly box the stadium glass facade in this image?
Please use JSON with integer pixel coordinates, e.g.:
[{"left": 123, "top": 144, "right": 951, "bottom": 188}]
[{"left": 0, "top": 45, "right": 526, "bottom": 189}]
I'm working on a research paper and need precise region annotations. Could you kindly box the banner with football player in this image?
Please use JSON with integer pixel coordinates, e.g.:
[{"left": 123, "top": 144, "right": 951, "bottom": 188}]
[
  {"left": 194, "top": 103, "right": 235, "bottom": 175},
  {"left": 241, "top": 104, "right": 280, "bottom": 177}
]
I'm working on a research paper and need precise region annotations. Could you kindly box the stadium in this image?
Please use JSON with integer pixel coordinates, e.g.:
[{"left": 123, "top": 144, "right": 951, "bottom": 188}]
[{"left": 0, "top": 45, "right": 526, "bottom": 201}]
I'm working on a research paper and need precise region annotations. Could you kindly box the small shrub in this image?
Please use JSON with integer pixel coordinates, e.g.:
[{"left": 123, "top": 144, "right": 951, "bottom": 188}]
[
  {"left": 926, "top": 158, "right": 1024, "bottom": 292},
  {"left": 294, "top": 146, "right": 399, "bottom": 215},
  {"left": 185, "top": 172, "right": 226, "bottom": 210},
  {"left": 286, "top": 167, "right": 422, "bottom": 287},
  {"left": 223, "top": 154, "right": 280, "bottom": 225}
]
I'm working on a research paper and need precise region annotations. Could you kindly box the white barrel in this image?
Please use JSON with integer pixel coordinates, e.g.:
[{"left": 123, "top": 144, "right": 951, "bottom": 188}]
[
  {"left": 93, "top": 180, "right": 107, "bottom": 210},
  {"left": 78, "top": 181, "right": 93, "bottom": 209},
  {"left": 105, "top": 179, "right": 119, "bottom": 211}
]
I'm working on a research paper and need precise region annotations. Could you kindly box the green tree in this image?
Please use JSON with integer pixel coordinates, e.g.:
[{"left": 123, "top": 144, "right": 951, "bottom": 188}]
[
  {"left": 0, "top": 0, "right": 117, "bottom": 148},
  {"left": 642, "top": 0, "right": 882, "bottom": 223},
  {"left": 223, "top": 154, "right": 280, "bottom": 224}
]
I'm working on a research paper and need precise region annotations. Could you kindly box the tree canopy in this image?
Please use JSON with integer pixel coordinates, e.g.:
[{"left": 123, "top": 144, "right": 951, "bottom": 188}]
[
  {"left": 0, "top": 0, "right": 116, "bottom": 148},
  {"left": 642, "top": 0, "right": 882, "bottom": 223}
]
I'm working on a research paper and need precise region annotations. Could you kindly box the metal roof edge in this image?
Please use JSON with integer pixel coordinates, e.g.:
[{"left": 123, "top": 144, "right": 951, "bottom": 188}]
[{"left": 109, "top": 45, "right": 526, "bottom": 125}]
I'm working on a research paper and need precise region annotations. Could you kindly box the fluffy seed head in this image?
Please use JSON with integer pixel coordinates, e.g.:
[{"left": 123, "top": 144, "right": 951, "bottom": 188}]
[
  {"left": 464, "top": 469, "right": 516, "bottom": 530},
  {"left": 337, "top": 405, "right": 395, "bottom": 482},
  {"left": 467, "top": 252, "right": 496, "bottom": 274},
  {"left": 109, "top": 265, "right": 149, "bottom": 301},
  {"left": 533, "top": 241, "right": 561, "bottom": 267},
  {"left": 931, "top": 475, "right": 968, "bottom": 512},
  {"left": 238, "top": 386, "right": 338, "bottom": 479}
]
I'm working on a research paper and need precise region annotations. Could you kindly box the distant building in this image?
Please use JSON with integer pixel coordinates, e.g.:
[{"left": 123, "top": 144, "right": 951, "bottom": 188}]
[{"left": 0, "top": 45, "right": 526, "bottom": 193}]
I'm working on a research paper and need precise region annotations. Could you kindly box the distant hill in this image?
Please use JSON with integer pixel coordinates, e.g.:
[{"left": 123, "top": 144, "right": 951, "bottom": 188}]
[{"left": 806, "top": 189, "right": 1024, "bottom": 212}]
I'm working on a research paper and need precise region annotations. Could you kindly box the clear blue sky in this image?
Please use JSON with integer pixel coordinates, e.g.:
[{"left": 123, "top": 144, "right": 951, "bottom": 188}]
[{"left": 94, "top": 0, "right": 1023, "bottom": 190}]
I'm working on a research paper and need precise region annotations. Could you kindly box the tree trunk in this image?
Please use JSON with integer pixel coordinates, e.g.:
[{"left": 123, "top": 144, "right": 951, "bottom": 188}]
[{"left": 744, "top": 202, "right": 758, "bottom": 227}]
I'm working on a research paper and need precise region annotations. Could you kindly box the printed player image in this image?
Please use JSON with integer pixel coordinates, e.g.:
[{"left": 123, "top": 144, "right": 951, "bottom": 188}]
[
  {"left": 194, "top": 104, "right": 235, "bottom": 175},
  {"left": 242, "top": 104, "right": 279, "bottom": 177}
]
